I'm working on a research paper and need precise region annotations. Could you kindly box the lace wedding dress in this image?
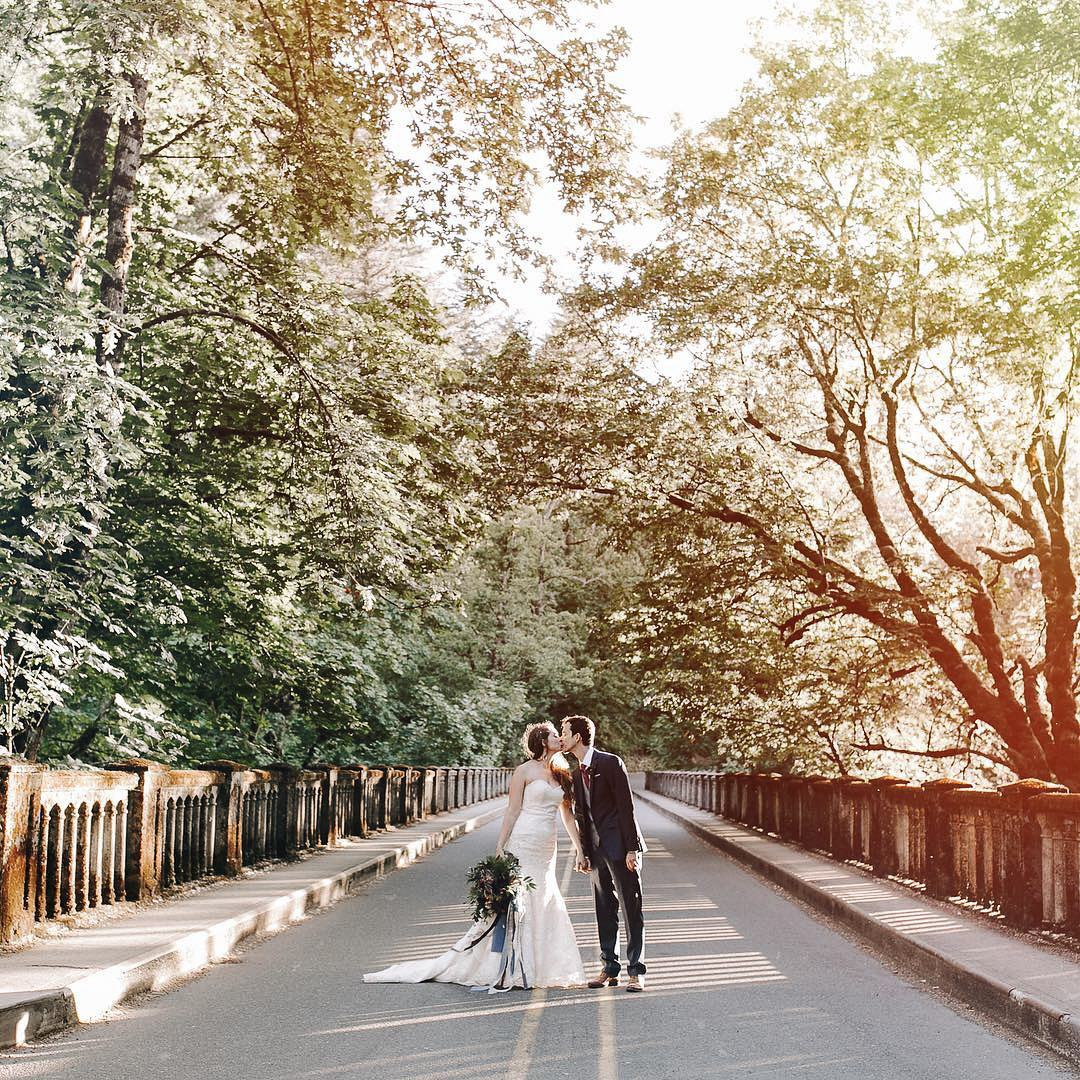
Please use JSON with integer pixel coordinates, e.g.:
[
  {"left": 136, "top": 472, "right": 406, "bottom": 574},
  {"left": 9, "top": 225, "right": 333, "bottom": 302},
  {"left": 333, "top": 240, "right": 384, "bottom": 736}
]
[{"left": 363, "top": 779, "right": 586, "bottom": 992}]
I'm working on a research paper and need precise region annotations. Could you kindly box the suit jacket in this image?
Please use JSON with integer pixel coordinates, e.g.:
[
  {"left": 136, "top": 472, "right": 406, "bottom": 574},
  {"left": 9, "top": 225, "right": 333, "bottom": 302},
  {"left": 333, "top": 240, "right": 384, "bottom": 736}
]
[{"left": 572, "top": 749, "right": 648, "bottom": 863}]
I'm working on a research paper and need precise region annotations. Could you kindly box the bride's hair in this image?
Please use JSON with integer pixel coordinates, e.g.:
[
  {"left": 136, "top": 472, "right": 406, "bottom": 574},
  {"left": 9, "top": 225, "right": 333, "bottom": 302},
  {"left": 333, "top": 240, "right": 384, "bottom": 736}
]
[
  {"left": 521, "top": 721, "right": 574, "bottom": 804},
  {"left": 522, "top": 721, "right": 557, "bottom": 761}
]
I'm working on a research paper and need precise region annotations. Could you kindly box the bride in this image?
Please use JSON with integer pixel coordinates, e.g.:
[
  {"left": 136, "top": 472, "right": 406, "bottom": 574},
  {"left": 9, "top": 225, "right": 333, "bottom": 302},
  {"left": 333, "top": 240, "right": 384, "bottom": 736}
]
[{"left": 363, "top": 721, "right": 587, "bottom": 992}]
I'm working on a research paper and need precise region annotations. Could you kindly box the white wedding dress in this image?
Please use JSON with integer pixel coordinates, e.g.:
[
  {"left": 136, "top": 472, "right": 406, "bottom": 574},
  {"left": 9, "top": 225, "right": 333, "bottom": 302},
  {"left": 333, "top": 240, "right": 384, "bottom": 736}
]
[{"left": 363, "top": 779, "right": 586, "bottom": 992}]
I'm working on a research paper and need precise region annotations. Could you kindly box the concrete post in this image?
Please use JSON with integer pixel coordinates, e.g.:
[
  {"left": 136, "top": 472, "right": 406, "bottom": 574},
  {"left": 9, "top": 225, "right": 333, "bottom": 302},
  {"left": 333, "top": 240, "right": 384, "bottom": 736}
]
[
  {"left": 311, "top": 767, "right": 339, "bottom": 846},
  {"left": 351, "top": 766, "right": 368, "bottom": 835},
  {"left": 868, "top": 776, "right": 909, "bottom": 877},
  {"left": 389, "top": 768, "right": 405, "bottom": 824},
  {"left": 839, "top": 778, "right": 871, "bottom": 862},
  {"left": 998, "top": 778, "right": 1068, "bottom": 928},
  {"left": 805, "top": 778, "right": 830, "bottom": 850},
  {"left": 369, "top": 767, "right": 388, "bottom": 829},
  {"left": 418, "top": 767, "right": 433, "bottom": 818},
  {"left": 0, "top": 761, "right": 43, "bottom": 944},
  {"left": 198, "top": 761, "right": 249, "bottom": 874},
  {"left": 776, "top": 776, "right": 798, "bottom": 841},
  {"left": 104, "top": 759, "right": 167, "bottom": 900},
  {"left": 284, "top": 765, "right": 312, "bottom": 854},
  {"left": 922, "top": 778, "right": 972, "bottom": 899}
]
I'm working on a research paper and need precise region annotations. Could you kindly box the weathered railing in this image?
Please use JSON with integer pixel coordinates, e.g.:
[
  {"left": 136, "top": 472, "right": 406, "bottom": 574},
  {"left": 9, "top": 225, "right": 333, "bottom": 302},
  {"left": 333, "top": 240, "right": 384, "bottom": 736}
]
[
  {"left": 647, "top": 769, "right": 1080, "bottom": 936},
  {"left": 0, "top": 760, "right": 511, "bottom": 946}
]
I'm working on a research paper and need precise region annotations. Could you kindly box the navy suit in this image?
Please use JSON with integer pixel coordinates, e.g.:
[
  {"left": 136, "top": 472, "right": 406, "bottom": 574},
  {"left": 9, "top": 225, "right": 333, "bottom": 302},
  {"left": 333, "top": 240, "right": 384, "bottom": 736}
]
[{"left": 572, "top": 749, "right": 647, "bottom": 977}]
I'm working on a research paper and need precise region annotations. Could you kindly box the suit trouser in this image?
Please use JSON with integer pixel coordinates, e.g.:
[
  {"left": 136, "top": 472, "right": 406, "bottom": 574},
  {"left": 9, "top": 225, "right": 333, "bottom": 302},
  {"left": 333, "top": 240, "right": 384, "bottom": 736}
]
[{"left": 589, "top": 823, "right": 646, "bottom": 976}]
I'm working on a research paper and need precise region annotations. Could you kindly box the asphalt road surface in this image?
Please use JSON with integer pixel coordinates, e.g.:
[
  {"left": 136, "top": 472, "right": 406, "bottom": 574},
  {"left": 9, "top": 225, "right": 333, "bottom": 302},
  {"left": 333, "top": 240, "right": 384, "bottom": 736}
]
[{"left": 1, "top": 802, "right": 1074, "bottom": 1079}]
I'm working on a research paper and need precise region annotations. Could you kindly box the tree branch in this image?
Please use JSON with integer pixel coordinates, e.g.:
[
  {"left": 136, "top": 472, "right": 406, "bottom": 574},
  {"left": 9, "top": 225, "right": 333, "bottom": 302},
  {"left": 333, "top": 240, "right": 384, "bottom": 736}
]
[
  {"left": 852, "top": 741, "right": 1014, "bottom": 769},
  {"left": 976, "top": 545, "right": 1035, "bottom": 564},
  {"left": 744, "top": 409, "right": 842, "bottom": 463},
  {"left": 141, "top": 115, "right": 211, "bottom": 163}
]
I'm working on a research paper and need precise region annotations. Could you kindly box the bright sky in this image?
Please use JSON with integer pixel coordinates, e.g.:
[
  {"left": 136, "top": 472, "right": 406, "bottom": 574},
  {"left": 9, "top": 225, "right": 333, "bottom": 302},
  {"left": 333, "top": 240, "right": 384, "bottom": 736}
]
[{"left": 491, "top": 0, "right": 781, "bottom": 332}]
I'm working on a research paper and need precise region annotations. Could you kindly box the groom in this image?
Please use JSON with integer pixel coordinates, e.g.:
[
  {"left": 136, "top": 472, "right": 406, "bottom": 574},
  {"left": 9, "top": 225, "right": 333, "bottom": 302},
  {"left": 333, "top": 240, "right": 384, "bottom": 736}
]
[{"left": 561, "top": 714, "right": 648, "bottom": 992}]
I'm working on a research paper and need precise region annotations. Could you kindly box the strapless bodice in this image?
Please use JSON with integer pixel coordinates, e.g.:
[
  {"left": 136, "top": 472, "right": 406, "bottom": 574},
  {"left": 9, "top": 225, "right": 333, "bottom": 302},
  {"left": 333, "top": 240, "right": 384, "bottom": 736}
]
[{"left": 519, "top": 778, "right": 563, "bottom": 816}]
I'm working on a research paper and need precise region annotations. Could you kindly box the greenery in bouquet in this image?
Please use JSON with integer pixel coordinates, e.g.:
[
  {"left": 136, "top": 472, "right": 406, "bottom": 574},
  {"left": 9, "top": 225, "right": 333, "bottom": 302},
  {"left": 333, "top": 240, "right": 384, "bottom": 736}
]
[{"left": 465, "top": 853, "right": 536, "bottom": 924}]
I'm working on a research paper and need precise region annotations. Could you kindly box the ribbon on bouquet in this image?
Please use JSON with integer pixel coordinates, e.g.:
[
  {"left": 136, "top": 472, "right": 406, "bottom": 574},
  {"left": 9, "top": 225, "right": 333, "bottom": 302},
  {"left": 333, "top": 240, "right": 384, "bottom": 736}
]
[
  {"left": 455, "top": 902, "right": 510, "bottom": 953},
  {"left": 456, "top": 895, "right": 532, "bottom": 992},
  {"left": 490, "top": 902, "right": 528, "bottom": 990}
]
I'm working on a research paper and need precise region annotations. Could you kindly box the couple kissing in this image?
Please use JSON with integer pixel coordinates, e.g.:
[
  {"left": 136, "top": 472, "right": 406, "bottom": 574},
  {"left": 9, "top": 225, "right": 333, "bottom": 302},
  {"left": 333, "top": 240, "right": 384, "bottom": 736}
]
[{"left": 363, "top": 715, "right": 647, "bottom": 993}]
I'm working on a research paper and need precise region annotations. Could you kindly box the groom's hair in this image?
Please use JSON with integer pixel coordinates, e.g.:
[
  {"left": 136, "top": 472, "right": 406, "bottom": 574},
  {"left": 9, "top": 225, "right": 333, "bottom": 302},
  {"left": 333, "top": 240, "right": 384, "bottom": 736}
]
[{"left": 564, "top": 715, "right": 595, "bottom": 747}]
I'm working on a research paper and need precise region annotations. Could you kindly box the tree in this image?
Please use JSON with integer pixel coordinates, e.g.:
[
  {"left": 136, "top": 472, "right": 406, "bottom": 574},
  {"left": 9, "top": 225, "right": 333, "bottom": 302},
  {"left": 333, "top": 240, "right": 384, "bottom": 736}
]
[
  {"left": 564, "top": 0, "right": 1080, "bottom": 785},
  {"left": 1, "top": 0, "right": 632, "bottom": 758}
]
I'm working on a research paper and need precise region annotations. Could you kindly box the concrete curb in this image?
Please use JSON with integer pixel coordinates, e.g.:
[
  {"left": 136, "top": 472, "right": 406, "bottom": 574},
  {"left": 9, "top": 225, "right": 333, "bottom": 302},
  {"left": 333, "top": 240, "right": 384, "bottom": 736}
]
[
  {"left": 0, "top": 803, "right": 504, "bottom": 1050},
  {"left": 638, "top": 789, "right": 1080, "bottom": 1068}
]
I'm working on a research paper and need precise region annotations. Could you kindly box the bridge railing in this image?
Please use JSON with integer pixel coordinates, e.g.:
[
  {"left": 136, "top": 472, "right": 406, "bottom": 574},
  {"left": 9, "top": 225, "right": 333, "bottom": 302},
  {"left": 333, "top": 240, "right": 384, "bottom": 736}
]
[
  {"left": 0, "top": 760, "right": 511, "bottom": 946},
  {"left": 647, "top": 769, "right": 1079, "bottom": 936}
]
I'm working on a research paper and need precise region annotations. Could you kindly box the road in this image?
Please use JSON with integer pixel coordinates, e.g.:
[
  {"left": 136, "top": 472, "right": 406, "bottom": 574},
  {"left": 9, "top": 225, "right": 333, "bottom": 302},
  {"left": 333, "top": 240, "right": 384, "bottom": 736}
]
[{"left": 0, "top": 802, "right": 1073, "bottom": 1079}]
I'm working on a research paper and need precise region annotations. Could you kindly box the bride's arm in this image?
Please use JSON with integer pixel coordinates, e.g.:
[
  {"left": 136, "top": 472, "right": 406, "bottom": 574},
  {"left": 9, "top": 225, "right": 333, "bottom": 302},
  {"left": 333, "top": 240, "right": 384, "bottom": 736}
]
[
  {"left": 495, "top": 765, "right": 528, "bottom": 855},
  {"left": 559, "top": 799, "right": 587, "bottom": 866}
]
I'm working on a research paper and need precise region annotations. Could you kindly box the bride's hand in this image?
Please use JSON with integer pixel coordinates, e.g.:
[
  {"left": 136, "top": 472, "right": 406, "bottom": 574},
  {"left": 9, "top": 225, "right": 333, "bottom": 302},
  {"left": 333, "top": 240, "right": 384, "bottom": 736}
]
[{"left": 495, "top": 845, "right": 504, "bottom": 857}]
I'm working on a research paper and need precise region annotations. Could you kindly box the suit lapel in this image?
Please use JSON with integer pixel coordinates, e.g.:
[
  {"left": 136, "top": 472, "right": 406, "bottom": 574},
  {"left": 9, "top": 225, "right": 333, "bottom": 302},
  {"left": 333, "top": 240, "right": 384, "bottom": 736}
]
[
  {"left": 589, "top": 752, "right": 606, "bottom": 804},
  {"left": 573, "top": 766, "right": 587, "bottom": 812}
]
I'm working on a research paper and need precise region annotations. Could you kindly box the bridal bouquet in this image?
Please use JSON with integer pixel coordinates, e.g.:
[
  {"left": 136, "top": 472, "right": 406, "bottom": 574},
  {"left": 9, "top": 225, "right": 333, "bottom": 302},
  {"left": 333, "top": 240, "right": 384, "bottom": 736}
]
[
  {"left": 457, "top": 853, "right": 538, "bottom": 991},
  {"left": 464, "top": 852, "right": 536, "bottom": 924}
]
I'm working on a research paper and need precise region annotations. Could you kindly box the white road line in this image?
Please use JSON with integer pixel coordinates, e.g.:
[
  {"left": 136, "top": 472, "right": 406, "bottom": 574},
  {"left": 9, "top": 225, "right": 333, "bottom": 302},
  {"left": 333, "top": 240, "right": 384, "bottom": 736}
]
[
  {"left": 506, "top": 988, "right": 547, "bottom": 1080},
  {"left": 597, "top": 989, "right": 618, "bottom": 1080},
  {"left": 503, "top": 851, "right": 578, "bottom": 1079}
]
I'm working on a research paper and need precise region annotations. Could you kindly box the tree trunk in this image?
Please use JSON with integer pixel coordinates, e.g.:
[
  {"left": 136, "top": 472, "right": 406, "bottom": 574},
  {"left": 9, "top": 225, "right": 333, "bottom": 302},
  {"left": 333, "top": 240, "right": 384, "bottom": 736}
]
[
  {"left": 97, "top": 73, "right": 148, "bottom": 368},
  {"left": 64, "top": 92, "right": 114, "bottom": 294}
]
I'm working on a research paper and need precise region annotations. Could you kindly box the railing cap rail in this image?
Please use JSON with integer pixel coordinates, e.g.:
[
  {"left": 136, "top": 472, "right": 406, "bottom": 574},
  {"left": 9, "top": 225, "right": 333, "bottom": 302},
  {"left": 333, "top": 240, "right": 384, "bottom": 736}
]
[
  {"left": 0, "top": 760, "right": 43, "bottom": 776},
  {"left": 998, "top": 778, "right": 1069, "bottom": 798},
  {"left": 1029, "top": 791, "right": 1080, "bottom": 812},
  {"left": 948, "top": 787, "right": 1004, "bottom": 805},
  {"left": 922, "top": 777, "right": 973, "bottom": 792},
  {"left": 40, "top": 769, "right": 140, "bottom": 793},
  {"left": 195, "top": 761, "right": 274, "bottom": 783},
  {"left": 868, "top": 775, "right": 910, "bottom": 788},
  {"left": 154, "top": 768, "right": 226, "bottom": 785}
]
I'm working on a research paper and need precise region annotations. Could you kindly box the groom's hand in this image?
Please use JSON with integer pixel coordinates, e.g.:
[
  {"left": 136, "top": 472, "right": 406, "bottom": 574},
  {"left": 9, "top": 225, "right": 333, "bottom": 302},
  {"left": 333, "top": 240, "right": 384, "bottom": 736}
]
[
  {"left": 625, "top": 851, "right": 639, "bottom": 873},
  {"left": 575, "top": 856, "right": 590, "bottom": 873}
]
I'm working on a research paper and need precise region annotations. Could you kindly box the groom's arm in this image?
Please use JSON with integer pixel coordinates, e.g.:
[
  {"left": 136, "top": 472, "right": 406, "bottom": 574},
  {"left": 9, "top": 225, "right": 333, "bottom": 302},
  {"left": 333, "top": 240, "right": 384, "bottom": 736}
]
[{"left": 610, "top": 755, "right": 643, "bottom": 861}]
